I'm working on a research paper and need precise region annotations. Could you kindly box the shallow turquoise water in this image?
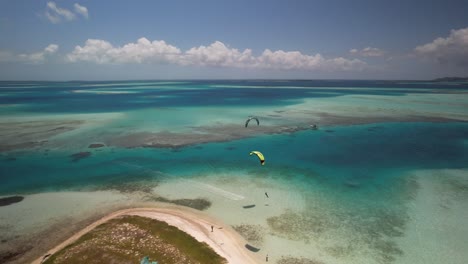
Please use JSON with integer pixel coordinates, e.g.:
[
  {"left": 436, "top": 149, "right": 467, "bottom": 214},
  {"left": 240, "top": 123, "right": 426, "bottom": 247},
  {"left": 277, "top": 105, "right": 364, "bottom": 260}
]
[{"left": 2, "top": 122, "right": 467, "bottom": 203}]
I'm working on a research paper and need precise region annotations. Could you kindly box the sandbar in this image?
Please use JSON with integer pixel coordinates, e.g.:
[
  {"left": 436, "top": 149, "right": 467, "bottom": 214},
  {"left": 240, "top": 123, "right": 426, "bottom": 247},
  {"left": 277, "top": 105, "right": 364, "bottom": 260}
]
[{"left": 32, "top": 207, "right": 261, "bottom": 264}]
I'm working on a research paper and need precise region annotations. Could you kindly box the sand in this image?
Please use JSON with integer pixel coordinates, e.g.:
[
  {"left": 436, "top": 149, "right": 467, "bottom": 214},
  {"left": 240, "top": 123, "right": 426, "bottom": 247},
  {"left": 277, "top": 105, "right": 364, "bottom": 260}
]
[
  {"left": 0, "top": 191, "right": 135, "bottom": 264},
  {"left": 31, "top": 207, "right": 261, "bottom": 264},
  {"left": 394, "top": 169, "right": 468, "bottom": 264}
]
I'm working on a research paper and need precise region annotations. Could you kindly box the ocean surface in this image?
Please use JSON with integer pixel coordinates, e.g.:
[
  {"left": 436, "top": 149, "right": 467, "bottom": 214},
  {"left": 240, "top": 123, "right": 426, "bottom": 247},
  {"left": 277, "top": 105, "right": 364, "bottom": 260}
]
[{"left": 0, "top": 80, "right": 467, "bottom": 264}]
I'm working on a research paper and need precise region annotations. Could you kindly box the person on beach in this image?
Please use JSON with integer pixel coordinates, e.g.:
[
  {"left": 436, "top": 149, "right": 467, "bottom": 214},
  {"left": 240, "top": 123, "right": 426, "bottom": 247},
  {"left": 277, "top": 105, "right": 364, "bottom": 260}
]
[
  {"left": 266, "top": 254, "right": 269, "bottom": 262},
  {"left": 211, "top": 225, "right": 214, "bottom": 232}
]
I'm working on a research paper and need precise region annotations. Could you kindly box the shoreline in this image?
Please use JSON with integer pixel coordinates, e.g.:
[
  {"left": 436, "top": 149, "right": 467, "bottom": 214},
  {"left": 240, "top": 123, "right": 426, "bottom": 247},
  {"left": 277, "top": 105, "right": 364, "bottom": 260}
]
[{"left": 31, "top": 206, "right": 261, "bottom": 264}]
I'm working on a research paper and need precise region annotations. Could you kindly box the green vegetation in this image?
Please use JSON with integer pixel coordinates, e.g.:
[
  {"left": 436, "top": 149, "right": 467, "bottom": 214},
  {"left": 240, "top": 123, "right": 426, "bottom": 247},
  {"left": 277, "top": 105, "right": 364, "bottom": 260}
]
[{"left": 43, "top": 215, "right": 226, "bottom": 264}]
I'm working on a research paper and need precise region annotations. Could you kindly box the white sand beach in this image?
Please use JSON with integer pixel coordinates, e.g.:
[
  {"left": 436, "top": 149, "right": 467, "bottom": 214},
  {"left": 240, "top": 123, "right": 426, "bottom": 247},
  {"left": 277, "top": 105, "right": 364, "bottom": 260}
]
[{"left": 31, "top": 207, "right": 261, "bottom": 264}]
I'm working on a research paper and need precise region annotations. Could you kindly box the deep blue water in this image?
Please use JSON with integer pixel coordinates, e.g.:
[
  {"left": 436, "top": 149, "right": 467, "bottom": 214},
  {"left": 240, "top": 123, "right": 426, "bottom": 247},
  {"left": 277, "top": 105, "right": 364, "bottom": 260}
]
[{"left": 1, "top": 80, "right": 467, "bottom": 114}]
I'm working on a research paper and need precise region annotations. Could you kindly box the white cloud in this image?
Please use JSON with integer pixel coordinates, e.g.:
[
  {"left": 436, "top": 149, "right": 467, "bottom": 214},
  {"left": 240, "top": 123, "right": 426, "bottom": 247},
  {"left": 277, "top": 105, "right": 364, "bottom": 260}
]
[
  {"left": 258, "top": 49, "right": 326, "bottom": 70},
  {"left": 67, "top": 38, "right": 181, "bottom": 64},
  {"left": 183, "top": 44, "right": 365, "bottom": 71},
  {"left": 45, "top": 2, "right": 89, "bottom": 23},
  {"left": 74, "top": 3, "right": 89, "bottom": 19},
  {"left": 45, "top": 44, "right": 59, "bottom": 53},
  {"left": 326, "top": 57, "right": 367, "bottom": 71},
  {"left": 18, "top": 44, "right": 59, "bottom": 64},
  {"left": 183, "top": 41, "right": 255, "bottom": 67},
  {"left": 45, "top": 11, "right": 60, "bottom": 24},
  {"left": 350, "top": 47, "right": 385, "bottom": 57},
  {"left": 46, "top": 2, "right": 76, "bottom": 23},
  {"left": 66, "top": 38, "right": 365, "bottom": 72},
  {"left": 415, "top": 27, "right": 468, "bottom": 67}
]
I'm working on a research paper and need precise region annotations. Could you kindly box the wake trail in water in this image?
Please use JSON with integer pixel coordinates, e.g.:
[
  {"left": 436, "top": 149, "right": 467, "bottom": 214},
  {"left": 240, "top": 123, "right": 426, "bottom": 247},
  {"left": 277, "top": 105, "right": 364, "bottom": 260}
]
[{"left": 187, "top": 180, "right": 245, "bottom": 200}]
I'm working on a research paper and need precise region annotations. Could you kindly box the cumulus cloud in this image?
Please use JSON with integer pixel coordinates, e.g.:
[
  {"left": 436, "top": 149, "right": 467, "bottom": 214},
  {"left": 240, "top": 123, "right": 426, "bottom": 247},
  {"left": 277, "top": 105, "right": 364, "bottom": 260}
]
[
  {"left": 191, "top": 44, "right": 366, "bottom": 71},
  {"left": 183, "top": 41, "right": 255, "bottom": 67},
  {"left": 258, "top": 49, "right": 319, "bottom": 70},
  {"left": 44, "top": 44, "right": 59, "bottom": 53},
  {"left": 67, "top": 38, "right": 181, "bottom": 64},
  {"left": 66, "top": 38, "right": 365, "bottom": 72},
  {"left": 74, "top": 3, "right": 89, "bottom": 19},
  {"left": 183, "top": 44, "right": 365, "bottom": 71},
  {"left": 415, "top": 27, "right": 468, "bottom": 67},
  {"left": 45, "top": 2, "right": 89, "bottom": 23},
  {"left": 46, "top": 2, "right": 76, "bottom": 23},
  {"left": 18, "top": 44, "right": 59, "bottom": 64},
  {"left": 326, "top": 57, "right": 367, "bottom": 71},
  {"left": 350, "top": 47, "right": 385, "bottom": 57}
]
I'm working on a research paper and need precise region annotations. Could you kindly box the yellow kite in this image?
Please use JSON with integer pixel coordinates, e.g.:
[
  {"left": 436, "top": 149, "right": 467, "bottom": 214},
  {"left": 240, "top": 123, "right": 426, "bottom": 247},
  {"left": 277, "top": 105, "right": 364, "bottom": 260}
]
[{"left": 250, "top": 151, "right": 265, "bottom": 165}]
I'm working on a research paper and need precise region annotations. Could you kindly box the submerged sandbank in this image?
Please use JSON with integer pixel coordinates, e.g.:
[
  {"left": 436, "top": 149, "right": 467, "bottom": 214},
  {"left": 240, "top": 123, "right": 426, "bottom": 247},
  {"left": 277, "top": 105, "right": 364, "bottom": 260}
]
[
  {"left": 1, "top": 111, "right": 461, "bottom": 153},
  {"left": 2, "top": 89, "right": 467, "bottom": 152},
  {"left": 394, "top": 169, "right": 468, "bottom": 264}
]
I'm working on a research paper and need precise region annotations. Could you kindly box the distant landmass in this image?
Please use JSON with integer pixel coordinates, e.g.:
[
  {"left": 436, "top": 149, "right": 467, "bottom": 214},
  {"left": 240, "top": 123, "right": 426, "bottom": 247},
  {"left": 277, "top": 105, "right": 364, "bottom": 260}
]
[{"left": 431, "top": 77, "right": 468, "bottom": 82}]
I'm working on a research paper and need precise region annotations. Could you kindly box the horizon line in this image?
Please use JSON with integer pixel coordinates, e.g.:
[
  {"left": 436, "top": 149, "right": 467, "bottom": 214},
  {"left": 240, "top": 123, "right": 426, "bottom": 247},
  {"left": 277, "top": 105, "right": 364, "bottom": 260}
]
[{"left": 1, "top": 77, "right": 464, "bottom": 82}]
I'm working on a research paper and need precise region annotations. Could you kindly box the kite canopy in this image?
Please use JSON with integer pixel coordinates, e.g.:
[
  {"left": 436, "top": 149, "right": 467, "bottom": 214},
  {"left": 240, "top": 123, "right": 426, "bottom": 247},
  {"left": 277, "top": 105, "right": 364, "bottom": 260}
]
[
  {"left": 245, "top": 116, "right": 260, "bottom": 127},
  {"left": 250, "top": 151, "right": 265, "bottom": 165}
]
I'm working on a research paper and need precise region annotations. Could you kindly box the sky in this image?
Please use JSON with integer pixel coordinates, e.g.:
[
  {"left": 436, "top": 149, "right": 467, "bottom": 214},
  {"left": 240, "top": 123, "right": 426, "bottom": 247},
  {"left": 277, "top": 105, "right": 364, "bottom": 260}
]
[{"left": 0, "top": 0, "right": 467, "bottom": 80}]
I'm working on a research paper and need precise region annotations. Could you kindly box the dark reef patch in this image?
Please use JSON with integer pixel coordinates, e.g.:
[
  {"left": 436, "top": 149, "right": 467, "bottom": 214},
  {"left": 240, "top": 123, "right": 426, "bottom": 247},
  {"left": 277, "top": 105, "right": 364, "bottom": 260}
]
[
  {"left": 232, "top": 224, "right": 265, "bottom": 246},
  {"left": 70, "top": 151, "right": 91, "bottom": 162},
  {"left": 96, "top": 180, "right": 158, "bottom": 194},
  {"left": 367, "top": 126, "right": 385, "bottom": 132},
  {"left": 0, "top": 196, "right": 24, "bottom": 207},
  {"left": 152, "top": 196, "right": 212, "bottom": 211},
  {"left": 277, "top": 256, "right": 324, "bottom": 264},
  {"left": 0, "top": 245, "right": 33, "bottom": 263},
  {"left": 267, "top": 210, "right": 329, "bottom": 242},
  {"left": 88, "top": 143, "right": 105, "bottom": 148},
  {"left": 267, "top": 205, "right": 408, "bottom": 263}
]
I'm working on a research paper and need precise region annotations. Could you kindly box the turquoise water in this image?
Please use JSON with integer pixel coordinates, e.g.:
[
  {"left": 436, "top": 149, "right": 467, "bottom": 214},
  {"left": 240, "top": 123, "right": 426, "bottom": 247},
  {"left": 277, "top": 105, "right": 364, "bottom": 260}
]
[
  {"left": 2, "top": 122, "right": 467, "bottom": 195},
  {"left": 1, "top": 80, "right": 468, "bottom": 263}
]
